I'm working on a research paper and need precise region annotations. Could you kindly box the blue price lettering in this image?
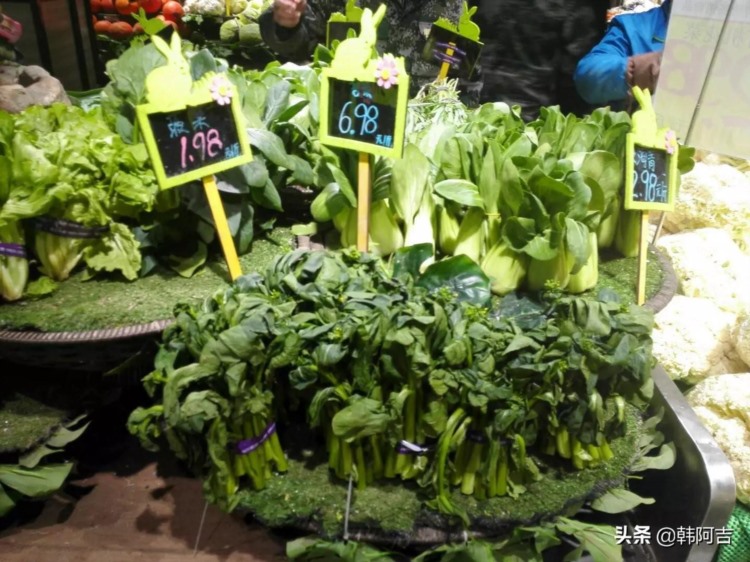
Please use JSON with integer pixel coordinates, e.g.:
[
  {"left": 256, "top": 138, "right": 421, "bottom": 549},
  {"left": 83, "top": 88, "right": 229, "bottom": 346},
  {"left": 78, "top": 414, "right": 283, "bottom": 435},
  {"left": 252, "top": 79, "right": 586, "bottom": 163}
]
[
  {"left": 337, "top": 100, "right": 379, "bottom": 138},
  {"left": 633, "top": 169, "right": 665, "bottom": 203}
]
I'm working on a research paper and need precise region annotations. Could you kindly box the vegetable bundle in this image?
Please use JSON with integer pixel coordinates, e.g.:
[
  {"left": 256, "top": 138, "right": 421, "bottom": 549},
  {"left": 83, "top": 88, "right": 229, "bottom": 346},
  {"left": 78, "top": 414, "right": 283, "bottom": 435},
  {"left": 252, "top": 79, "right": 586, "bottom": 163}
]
[
  {"left": 310, "top": 87, "right": 695, "bottom": 296},
  {"left": 129, "top": 248, "right": 655, "bottom": 521},
  {"left": 0, "top": 104, "right": 169, "bottom": 300}
]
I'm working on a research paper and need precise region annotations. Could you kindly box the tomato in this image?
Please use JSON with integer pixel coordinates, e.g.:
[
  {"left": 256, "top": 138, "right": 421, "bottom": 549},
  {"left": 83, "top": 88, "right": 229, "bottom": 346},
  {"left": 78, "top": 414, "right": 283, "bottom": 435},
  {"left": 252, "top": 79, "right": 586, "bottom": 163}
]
[
  {"left": 133, "top": 22, "right": 144, "bottom": 34},
  {"left": 90, "top": 0, "right": 101, "bottom": 14},
  {"left": 161, "top": 1, "right": 184, "bottom": 22},
  {"left": 139, "top": 0, "right": 161, "bottom": 14},
  {"left": 99, "top": 0, "right": 115, "bottom": 12},
  {"left": 114, "top": 0, "right": 138, "bottom": 15},
  {"left": 109, "top": 20, "right": 133, "bottom": 40},
  {"left": 93, "top": 19, "right": 112, "bottom": 34}
]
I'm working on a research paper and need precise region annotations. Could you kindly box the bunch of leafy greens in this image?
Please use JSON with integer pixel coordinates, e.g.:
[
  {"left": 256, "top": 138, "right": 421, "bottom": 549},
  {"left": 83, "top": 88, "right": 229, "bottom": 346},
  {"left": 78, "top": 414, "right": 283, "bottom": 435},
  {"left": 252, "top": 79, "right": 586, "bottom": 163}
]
[
  {"left": 0, "top": 104, "right": 171, "bottom": 296},
  {"left": 284, "top": 408, "right": 676, "bottom": 562},
  {"left": 310, "top": 98, "right": 695, "bottom": 298},
  {"left": 0, "top": 37, "right": 331, "bottom": 297},
  {"left": 129, "top": 246, "right": 654, "bottom": 522}
]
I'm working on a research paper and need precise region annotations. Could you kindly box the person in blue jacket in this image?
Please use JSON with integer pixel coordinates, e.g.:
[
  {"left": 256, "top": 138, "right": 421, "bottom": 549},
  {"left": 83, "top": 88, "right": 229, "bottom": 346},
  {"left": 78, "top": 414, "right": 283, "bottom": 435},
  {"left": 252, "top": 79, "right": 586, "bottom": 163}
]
[{"left": 574, "top": 0, "right": 672, "bottom": 109}]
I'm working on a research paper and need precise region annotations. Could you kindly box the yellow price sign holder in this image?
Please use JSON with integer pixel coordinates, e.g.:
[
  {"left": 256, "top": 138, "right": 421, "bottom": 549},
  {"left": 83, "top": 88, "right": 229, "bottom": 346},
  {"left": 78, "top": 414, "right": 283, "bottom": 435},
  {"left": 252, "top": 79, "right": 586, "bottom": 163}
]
[
  {"left": 423, "top": 2, "right": 483, "bottom": 81},
  {"left": 624, "top": 86, "right": 679, "bottom": 305},
  {"left": 318, "top": 5, "right": 409, "bottom": 252},
  {"left": 135, "top": 33, "right": 251, "bottom": 281}
]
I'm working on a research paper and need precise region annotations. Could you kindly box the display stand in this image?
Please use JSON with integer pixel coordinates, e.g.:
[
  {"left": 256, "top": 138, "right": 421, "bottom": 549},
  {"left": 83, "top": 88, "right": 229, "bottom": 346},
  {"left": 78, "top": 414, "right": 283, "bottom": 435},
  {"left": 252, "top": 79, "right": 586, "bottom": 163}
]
[
  {"left": 623, "top": 87, "right": 679, "bottom": 305},
  {"left": 318, "top": 6, "right": 409, "bottom": 254}
]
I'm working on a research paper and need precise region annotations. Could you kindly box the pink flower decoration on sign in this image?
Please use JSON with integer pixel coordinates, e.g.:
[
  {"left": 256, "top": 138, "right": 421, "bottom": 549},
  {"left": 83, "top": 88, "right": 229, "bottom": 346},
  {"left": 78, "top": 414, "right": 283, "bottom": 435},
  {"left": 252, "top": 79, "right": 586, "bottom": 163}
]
[
  {"left": 665, "top": 129, "right": 678, "bottom": 155},
  {"left": 375, "top": 54, "right": 399, "bottom": 89},
  {"left": 210, "top": 75, "right": 233, "bottom": 106}
]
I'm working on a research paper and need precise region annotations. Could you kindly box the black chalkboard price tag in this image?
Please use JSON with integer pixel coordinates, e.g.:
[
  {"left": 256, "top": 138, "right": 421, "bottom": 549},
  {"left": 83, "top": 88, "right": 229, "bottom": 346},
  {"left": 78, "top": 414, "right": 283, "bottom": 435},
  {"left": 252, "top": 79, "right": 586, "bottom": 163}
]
[
  {"left": 421, "top": 24, "right": 483, "bottom": 80},
  {"left": 330, "top": 79, "right": 397, "bottom": 147},
  {"left": 624, "top": 139, "right": 677, "bottom": 212},
  {"left": 136, "top": 89, "right": 252, "bottom": 190},
  {"left": 319, "top": 70, "right": 408, "bottom": 158}
]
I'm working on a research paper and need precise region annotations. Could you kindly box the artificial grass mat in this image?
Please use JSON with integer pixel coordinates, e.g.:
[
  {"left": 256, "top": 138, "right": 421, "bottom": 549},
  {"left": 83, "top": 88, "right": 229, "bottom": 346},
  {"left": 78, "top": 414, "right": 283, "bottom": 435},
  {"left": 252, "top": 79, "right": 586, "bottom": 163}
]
[
  {"left": 0, "top": 228, "right": 294, "bottom": 333},
  {"left": 0, "top": 393, "right": 68, "bottom": 454},
  {"left": 237, "top": 406, "right": 641, "bottom": 542},
  {"left": 594, "top": 247, "right": 665, "bottom": 306}
]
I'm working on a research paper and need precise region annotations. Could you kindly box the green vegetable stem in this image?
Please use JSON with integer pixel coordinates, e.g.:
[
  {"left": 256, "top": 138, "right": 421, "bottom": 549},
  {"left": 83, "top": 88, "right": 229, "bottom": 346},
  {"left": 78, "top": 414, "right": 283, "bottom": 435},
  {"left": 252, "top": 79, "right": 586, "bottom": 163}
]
[{"left": 0, "top": 222, "right": 28, "bottom": 301}]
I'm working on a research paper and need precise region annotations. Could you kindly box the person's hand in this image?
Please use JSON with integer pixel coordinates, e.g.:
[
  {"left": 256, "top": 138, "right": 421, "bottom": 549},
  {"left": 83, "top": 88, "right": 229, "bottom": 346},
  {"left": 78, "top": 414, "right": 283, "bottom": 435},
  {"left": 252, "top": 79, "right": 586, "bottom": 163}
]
[
  {"left": 272, "top": 0, "right": 307, "bottom": 28},
  {"left": 627, "top": 51, "right": 662, "bottom": 93}
]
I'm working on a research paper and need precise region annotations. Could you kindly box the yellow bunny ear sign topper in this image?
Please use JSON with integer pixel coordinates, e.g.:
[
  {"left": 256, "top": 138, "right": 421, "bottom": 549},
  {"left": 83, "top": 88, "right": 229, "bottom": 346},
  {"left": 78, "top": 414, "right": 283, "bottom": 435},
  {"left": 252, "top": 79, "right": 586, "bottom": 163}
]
[
  {"left": 327, "top": 0, "right": 365, "bottom": 46},
  {"left": 136, "top": 35, "right": 253, "bottom": 190},
  {"left": 624, "top": 86, "right": 679, "bottom": 212},
  {"left": 329, "top": 0, "right": 364, "bottom": 23},
  {"left": 135, "top": 33, "right": 253, "bottom": 281},
  {"left": 319, "top": 5, "right": 409, "bottom": 159},
  {"left": 424, "top": 2, "right": 484, "bottom": 80}
]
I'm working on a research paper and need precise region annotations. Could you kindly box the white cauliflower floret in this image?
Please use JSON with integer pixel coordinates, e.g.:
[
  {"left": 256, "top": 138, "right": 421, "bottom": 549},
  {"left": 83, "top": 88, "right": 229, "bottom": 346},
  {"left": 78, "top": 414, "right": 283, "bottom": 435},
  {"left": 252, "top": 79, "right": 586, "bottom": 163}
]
[
  {"left": 184, "top": 0, "right": 248, "bottom": 16},
  {"left": 663, "top": 162, "right": 750, "bottom": 253},
  {"left": 734, "top": 311, "right": 750, "bottom": 368},
  {"left": 687, "top": 373, "right": 750, "bottom": 504},
  {"left": 653, "top": 296, "right": 746, "bottom": 382},
  {"left": 656, "top": 228, "right": 750, "bottom": 313}
]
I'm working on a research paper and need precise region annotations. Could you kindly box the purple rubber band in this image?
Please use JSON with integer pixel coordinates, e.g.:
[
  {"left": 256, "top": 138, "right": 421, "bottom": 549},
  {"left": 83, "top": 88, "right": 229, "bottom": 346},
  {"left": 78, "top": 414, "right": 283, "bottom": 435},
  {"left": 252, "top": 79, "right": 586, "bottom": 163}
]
[
  {"left": 0, "top": 242, "right": 26, "bottom": 258},
  {"left": 236, "top": 421, "right": 277, "bottom": 455},
  {"left": 35, "top": 216, "right": 109, "bottom": 239}
]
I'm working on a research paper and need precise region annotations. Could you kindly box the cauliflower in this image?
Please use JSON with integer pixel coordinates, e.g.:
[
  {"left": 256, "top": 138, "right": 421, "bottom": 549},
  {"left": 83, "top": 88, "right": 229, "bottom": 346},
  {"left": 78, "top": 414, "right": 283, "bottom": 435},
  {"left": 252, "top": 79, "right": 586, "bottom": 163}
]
[
  {"left": 184, "top": 0, "right": 248, "bottom": 16},
  {"left": 656, "top": 228, "right": 750, "bottom": 313},
  {"left": 734, "top": 311, "right": 750, "bottom": 368},
  {"left": 652, "top": 296, "right": 746, "bottom": 382},
  {"left": 663, "top": 162, "right": 750, "bottom": 253},
  {"left": 687, "top": 373, "right": 750, "bottom": 504}
]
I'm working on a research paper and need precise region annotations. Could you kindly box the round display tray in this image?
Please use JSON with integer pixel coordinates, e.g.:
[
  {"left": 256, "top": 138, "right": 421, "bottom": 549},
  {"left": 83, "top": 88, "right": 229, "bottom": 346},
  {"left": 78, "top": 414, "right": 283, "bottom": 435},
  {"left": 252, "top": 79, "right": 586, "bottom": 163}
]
[
  {"left": 0, "top": 228, "right": 295, "bottom": 373},
  {"left": 237, "top": 408, "right": 643, "bottom": 548},
  {"left": 0, "top": 320, "right": 171, "bottom": 373}
]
